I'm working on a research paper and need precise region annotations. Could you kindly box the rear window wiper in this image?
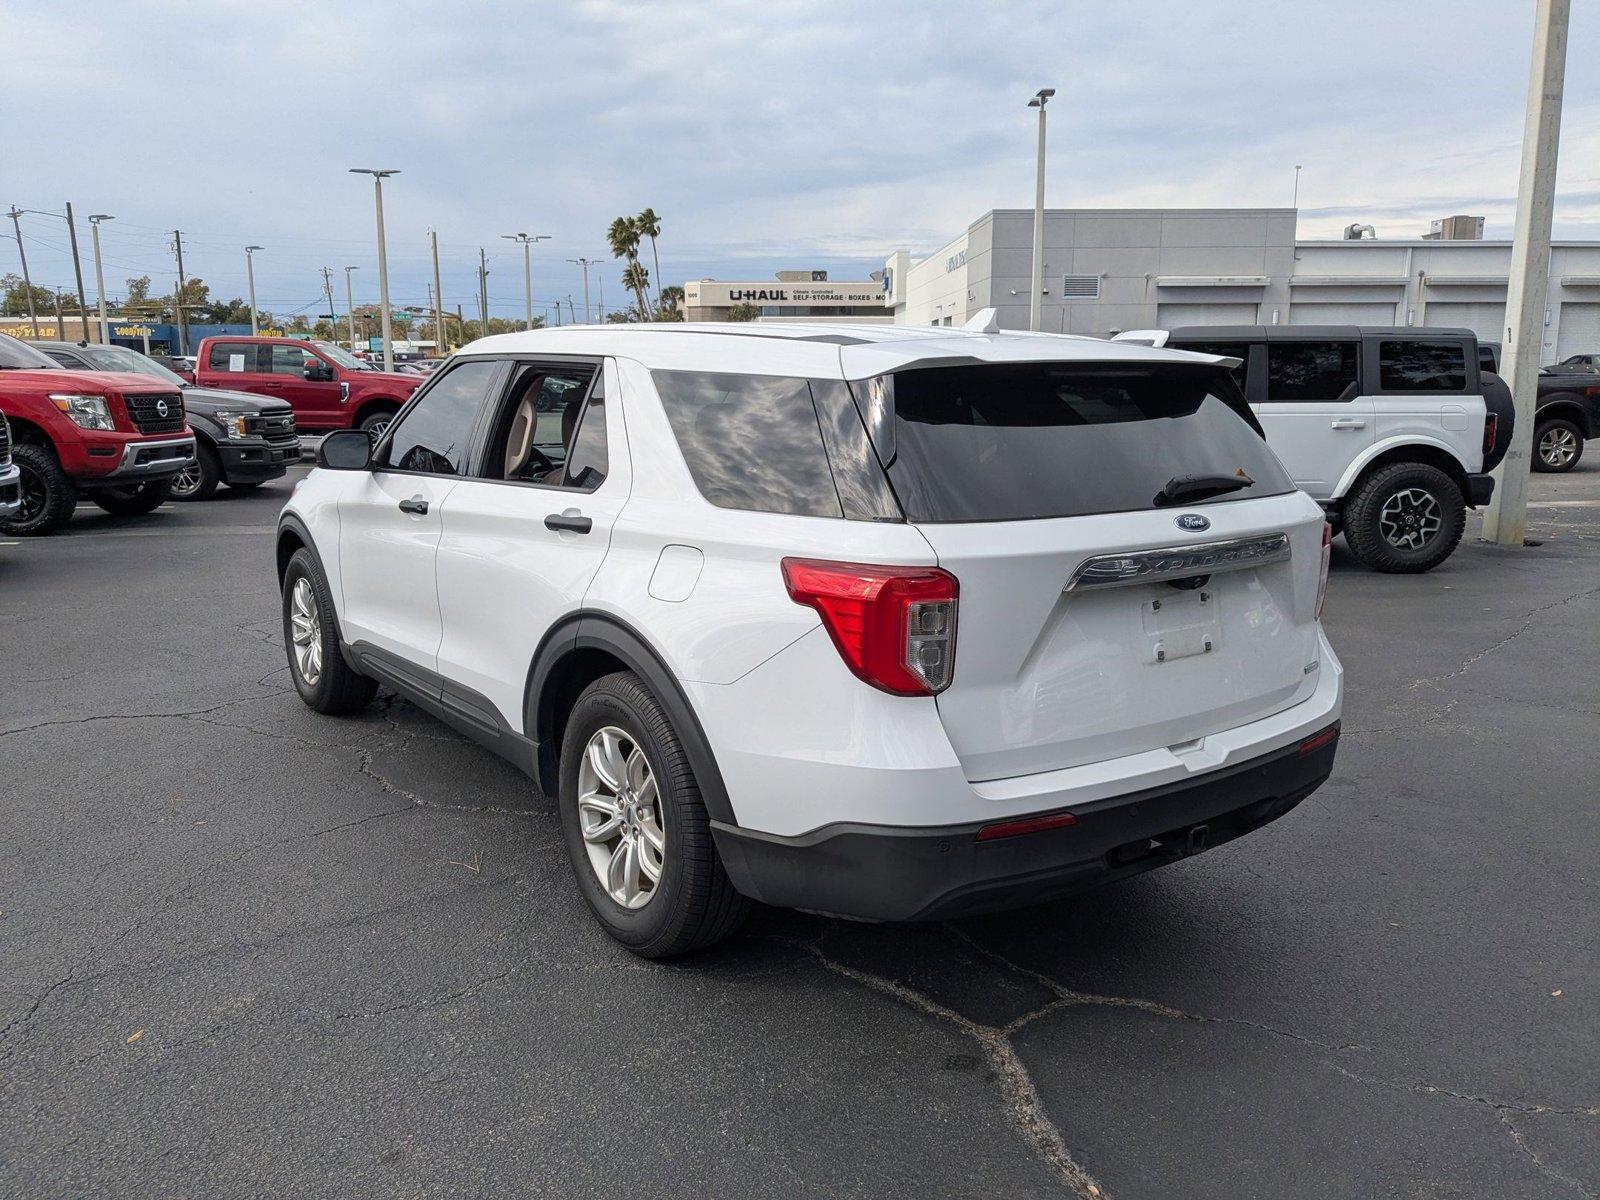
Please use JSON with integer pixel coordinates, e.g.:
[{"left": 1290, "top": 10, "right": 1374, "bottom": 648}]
[{"left": 1153, "top": 472, "right": 1254, "bottom": 507}]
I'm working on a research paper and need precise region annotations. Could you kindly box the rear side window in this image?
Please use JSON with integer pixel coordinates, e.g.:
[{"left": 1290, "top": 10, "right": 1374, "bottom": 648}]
[
  {"left": 1266, "top": 342, "right": 1358, "bottom": 402},
  {"left": 867, "top": 363, "right": 1292, "bottom": 524},
  {"left": 1379, "top": 340, "right": 1467, "bottom": 392},
  {"left": 1171, "top": 341, "right": 1251, "bottom": 394},
  {"left": 207, "top": 343, "right": 259, "bottom": 372},
  {"left": 653, "top": 371, "right": 842, "bottom": 517}
]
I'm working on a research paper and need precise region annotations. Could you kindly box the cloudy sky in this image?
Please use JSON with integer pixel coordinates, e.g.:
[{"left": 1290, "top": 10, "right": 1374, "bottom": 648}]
[{"left": 7, "top": 0, "right": 1599, "bottom": 322}]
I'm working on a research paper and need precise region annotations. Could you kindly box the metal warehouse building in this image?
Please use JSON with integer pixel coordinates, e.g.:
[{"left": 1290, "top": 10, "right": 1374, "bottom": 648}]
[{"left": 883, "top": 209, "right": 1600, "bottom": 363}]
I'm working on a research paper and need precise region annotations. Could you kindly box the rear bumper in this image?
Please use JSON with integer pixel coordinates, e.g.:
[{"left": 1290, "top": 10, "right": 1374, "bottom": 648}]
[
  {"left": 0, "top": 462, "right": 20, "bottom": 518},
  {"left": 217, "top": 439, "right": 298, "bottom": 483},
  {"left": 1466, "top": 473, "right": 1495, "bottom": 507},
  {"left": 713, "top": 729, "right": 1339, "bottom": 922}
]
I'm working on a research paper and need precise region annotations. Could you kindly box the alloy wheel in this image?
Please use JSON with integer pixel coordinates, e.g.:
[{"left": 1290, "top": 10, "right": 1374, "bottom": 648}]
[
  {"left": 289, "top": 576, "right": 323, "bottom": 685},
  {"left": 170, "top": 460, "right": 203, "bottom": 497},
  {"left": 1377, "top": 487, "right": 1442, "bottom": 550},
  {"left": 1539, "top": 425, "right": 1579, "bottom": 469},
  {"left": 16, "top": 462, "right": 46, "bottom": 524},
  {"left": 576, "top": 726, "right": 666, "bottom": 910}
]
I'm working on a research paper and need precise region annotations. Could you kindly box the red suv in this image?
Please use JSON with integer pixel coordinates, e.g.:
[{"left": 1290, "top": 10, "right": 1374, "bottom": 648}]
[
  {"left": 0, "top": 334, "right": 197, "bottom": 536},
  {"left": 193, "top": 336, "right": 421, "bottom": 435}
]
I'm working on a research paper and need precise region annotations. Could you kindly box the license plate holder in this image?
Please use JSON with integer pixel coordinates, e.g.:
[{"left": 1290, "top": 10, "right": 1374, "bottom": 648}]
[{"left": 1140, "top": 588, "right": 1220, "bottom": 664}]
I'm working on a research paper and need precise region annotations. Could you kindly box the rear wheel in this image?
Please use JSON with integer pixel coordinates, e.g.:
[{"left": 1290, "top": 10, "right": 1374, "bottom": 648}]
[
  {"left": 558, "top": 672, "right": 750, "bottom": 958},
  {"left": 92, "top": 478, "right": 174, "bottom": 516},
  {"left": 281, "top": 548, "right": 377, "bottom": 714},
  {"left": 1342, "top": 462, "right": 1465, "bottom": 574},
  {"left": 2, "top": 443, "right": 77, "bottom": 536},
  {"left": 358, "top": 407, "right": 397, "bottom": 437},
  {"left": 1533, "top": 418, "right": 1583, "bottom": 472},
  {"left": 169, "top": 441, "right": 220, "bottom": 501}
]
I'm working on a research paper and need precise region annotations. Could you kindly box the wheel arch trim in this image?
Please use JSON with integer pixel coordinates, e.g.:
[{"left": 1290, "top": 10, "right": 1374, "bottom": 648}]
[{"left": 1333, "top": 435, "right": 1472, "bottom": 502}]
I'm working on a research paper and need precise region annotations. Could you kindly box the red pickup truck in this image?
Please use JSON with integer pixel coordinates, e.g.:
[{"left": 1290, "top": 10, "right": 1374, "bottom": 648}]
[
  {"left": 0, "top": 333, "right": 197, "bottom": 535},
  {"left": 192, "top": 336, "right": 421, "bottom": 435}
]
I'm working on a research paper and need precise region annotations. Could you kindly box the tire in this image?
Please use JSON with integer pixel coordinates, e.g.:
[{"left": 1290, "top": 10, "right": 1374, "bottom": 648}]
[
  {"left": 1, "top": 443, "right": 78, "bottom": 536},
  {"left": 558, "top": 671, "right": 750, "bottom": 958},
  {"left": 92, "top": 478, "right": 174, "bottom": 516},
  {"left": 281, "top": 548, "right": 378, "bottom": 714},
  {"left": 358, "top": 408, "right": 398, "bottom": 437},
  {"left": 169, "top": 441, "right": 220, "bottom": 501},
  {"left": 1342, "top": 462, "right": 1466, "bottom": 574},
  {"left": 1533, "top": 418, "right": 1584, "bottom": 473}
]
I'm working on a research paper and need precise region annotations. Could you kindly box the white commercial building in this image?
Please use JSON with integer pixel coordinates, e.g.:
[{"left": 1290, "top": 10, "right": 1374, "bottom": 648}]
[
  {"left": 684, "top": 271, "right": 890, "bottom": 323},
  {"left": 884, "top": 209, "right": 1600, "bottom": 363}
]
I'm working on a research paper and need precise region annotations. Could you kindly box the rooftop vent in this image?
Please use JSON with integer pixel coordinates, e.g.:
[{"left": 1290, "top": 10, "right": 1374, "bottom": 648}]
[{"left": 1343, "top": 224, "right": 1377, "bottom": 240}]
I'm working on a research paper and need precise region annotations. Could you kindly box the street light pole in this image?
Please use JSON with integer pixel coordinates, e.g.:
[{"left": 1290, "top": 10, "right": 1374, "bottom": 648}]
[
  {"left": 430, "top": 230, "right": 445, "bottom": 354},
  {"left": 1292, "top": 164, "right": 1303, "bottom": 209},
  {"left": 502, "top": 233, "right": 551, "bottom": 330},
  {"left": 1483, "top": 0, "right": 1570, "bottom": 547},
  {"left": 567, "top": 258, "right": 595, "bottom": 323},
  {"left": 344, "top": 266, "right": 360, "bottom": 350},
  {"left": 1026, "top": 87, "right": 1055, "bottom": 333},
  {"left": 64, "top": 202, "right": 90, "bottom": 339},
  {"left": 88, "top": 214, "right": 113, "bottom": 345},
  {"left": 244, "top": 246, "right": 263, "bottom": 336},
  {"left": 350, "top": 168, "right": 399, "bottom": 371}
]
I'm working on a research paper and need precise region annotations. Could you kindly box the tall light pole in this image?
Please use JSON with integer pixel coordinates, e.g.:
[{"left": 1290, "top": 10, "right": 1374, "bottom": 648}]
[
  {"left": 502, "top": 233, "right": 551, "bottom": 330},
  {"left": 1484, "top": 0, "right": 1570, "bottom": 547},
  {"left": 429, "top": 230, "right": 445, "bottom": 354},
  {"left": 244, "top": 245, "right": 263, "bottom": 335},
  {"left": 1292, "top": 164, "right": 1303, "bottom": 210},
  {"left": 567, "top": 258, "right": 596, "bottom": 323},
  {"left": 343, "top": 265, "right": 360, "bottom": 349},
  {"left": 1027, "top": 87, "right": 1055, "bottom": 332},
  {"left": 88, "top": 214, "right": 113, "bottom": 345},
  {"left": 7, "top": 208, "right": 41, "bottom": 337},
  {"left": 350, "top": 168, "right": 399, "bottom": 371}
]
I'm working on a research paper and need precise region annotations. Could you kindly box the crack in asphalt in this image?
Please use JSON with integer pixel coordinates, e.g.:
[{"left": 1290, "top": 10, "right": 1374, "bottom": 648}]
[
  {"left": 1405, "top": 585, "right": 1600, "bottom": 692},
  {"left": 1499, "top": 1110, "right": 1599, "bottom": 1200},
  {"left": 0, "top": 691, "right": 294, "bottom": 741}
]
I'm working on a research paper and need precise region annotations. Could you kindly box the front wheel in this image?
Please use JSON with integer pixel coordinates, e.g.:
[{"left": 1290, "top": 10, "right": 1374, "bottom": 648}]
[
  {"left": 281, "top": 548, "right": 378, "bottom": 714},
  {"left": 169, "top": 442, "right": 220, "bottom": 501},
  {"left": 558, "top": 672, "right": 750, "bottom": 958},
  {"left": 2, "top": 443, "right": 78, "bottom": 536},
  {"left": 1533, "top": 418, "right": 1584, "bottom": 473},
  {"left": 92, "top": 478, "right": 174, "bottom": 516},
  {"left": 1342, "top": 462, "right": 1466, "bottom": 574}
]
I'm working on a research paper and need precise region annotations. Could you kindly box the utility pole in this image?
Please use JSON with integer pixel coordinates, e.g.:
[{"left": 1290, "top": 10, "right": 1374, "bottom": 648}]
[
  {"left": 8, "top": 207, "right": 40, "bottom": 337},
  {"left": 429, "top": 229, "right": 445, "bottom": 354},
  {"left": 1484, "top": 0, "right": 1570, "bottom": 546},
  {"left": 172, "top": 229, "right": 190, "bottom": 356},
  {"left": 320, "top": 266, "right": 338, "bottom": 339},
  {"left": 244, "top": 245, "right": 262, "bottom": 336},
  {"left": 597, "top": 273, "right": 605, "bottom": 322},
  {"left": 88, "top": 213, "right": 113, "bottom": 345},
  {"left": 567, "top": 258, "right": 595, "bottom": 323},
  {"left": 53, "top": 288, "right": 65, "bottom": 340},
  {"left": 343, "top": 266, "right": 359, "bottom": 349},
  {"left": 477, "top": 247, "right": 490, "bottom": 330},
  {"left": 349, "top": 168, "right": 399, "bottom": 371},
  {"left": 567, "top": 296, "right": 577, "bottom": 324},
  {"left": 1027, "top": 87, "right": 1055, "bottom": 333},
  {"left": 64, "top": 202, "right": 89, "bottom": 338}
]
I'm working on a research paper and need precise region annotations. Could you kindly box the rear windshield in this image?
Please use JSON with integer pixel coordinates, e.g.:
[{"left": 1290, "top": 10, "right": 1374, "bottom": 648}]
[{"left": 864, "top": 362, "right": 1292, "bottom": 523}]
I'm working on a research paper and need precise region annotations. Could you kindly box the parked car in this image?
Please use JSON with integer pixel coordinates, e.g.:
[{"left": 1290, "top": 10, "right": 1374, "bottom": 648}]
[
  {"left": 0, "top": 411, "right": 21, "bottom": 523},
  {"left": 149, "top": 354, "right": 196, "bottom": 383},
  {"left": 37, "top": 342, "right": 300, "bottom": 499},
  {"left": 1478, "top": 341, "right": 1600, "bottom": 472},
  {"left": 0, "top": 333, "right": 195, "bottom": 535},
  {"left": 193, "top": 336, "right": 421, "bottom": 435},
  {"left": 277, "top": 320, "right": 1343, "bottom": 956},
  {"left": 1117, "top": 326, "right": 1495, "bottom": 573},
  {"left": 1555, "top": 352, "right": 1600, "bottom": 374}
]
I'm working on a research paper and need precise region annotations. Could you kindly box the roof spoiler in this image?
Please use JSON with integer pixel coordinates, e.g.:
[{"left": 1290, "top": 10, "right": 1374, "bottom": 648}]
[
  {"left": 1109, "top": 329, "right": 1170, "bottom": 347},
  {"left": 961, "top": 308, "right": 1001, "bottom": 333}
]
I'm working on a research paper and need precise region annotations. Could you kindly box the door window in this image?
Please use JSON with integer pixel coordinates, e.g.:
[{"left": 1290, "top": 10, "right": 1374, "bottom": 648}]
[
  {"left": 1265, "top": 342, "right": 1358, "bottom": 402},
  {"left": 207, "top": 342, "right": 258, "bottom": 372},
  {"left": 1378, "top": 340, "right": 1467, "bottom": 392},
  {"left": 478, "top": 362, "right": 602, "bottom": 487},
  {"left": 380, "top": 359, "right": 502, "bottom": 476},
  {"left": 266, "top": 344, "right": 322, "bottom": 376}
]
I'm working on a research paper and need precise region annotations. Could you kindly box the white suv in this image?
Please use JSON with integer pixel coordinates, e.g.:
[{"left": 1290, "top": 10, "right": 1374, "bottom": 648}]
[{"left": 277, "top": 322, "right": 1343, "bottom": 957}]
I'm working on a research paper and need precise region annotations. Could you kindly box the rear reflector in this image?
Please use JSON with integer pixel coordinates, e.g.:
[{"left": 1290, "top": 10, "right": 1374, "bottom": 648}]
[
  {"left": 1298, "top": 725, "right": 1340, "bottom": 756},
  {"left": 1483, "top": 413, "right": 1498, "bottom": 457},
  {"left": 975, "top": 811, "right": 1079, "bottom": 841},
  {"left": 1316, "top": 522, "right": 1332, "bottom": 620}
]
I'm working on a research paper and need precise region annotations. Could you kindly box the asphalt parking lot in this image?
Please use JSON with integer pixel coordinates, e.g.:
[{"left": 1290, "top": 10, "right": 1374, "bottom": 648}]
[{"left": 2, "top": 464, "right": 1596, "bottom": 1199}]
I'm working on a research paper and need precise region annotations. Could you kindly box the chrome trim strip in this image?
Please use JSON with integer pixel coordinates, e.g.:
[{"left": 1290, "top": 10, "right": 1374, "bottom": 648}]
[{"left": 1065, "top": 532, "right": 1291, "bottom": 592}]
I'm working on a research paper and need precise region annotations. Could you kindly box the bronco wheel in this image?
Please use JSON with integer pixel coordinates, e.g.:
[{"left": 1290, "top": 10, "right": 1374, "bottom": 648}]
[
  {"left": 169, "top": 441, "right": 220, "bottom": 501},
  {"left": 558, "top": 671, "right": 750, "bottom": 957},
  {"left": 1342, "top": 462, "right": 1466, "bottom": 574},
  {"left": 92, "top": 478, "right": 174, "bottom": 516},
  {"left": 1533, "top": 418, "right": 1583, "bottom": 473},
  {"left": 281, "top": 548, "right": 377, "bottom": 714},
  {"left": 2, "top": 443, "right": 78, "bottom": 536}
]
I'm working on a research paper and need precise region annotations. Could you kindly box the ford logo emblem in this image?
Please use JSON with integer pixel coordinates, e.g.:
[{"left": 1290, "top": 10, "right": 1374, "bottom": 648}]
[
  {"left": 1175, "top": 513, "right": 1211, "bottom": 533},
  {"left": 155, "top": 399, "right": 170, "bottom": 418}
]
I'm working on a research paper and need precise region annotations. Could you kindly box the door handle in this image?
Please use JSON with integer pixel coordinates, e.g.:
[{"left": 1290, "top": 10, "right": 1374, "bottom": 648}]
[
  {"left": 398, "top": 496, "right": 429, "bottom": 515},
  {"left": 544, "top": 511, "right": 592, "bottom": 534},
  {"left": 1330, "top": 418, "right": 1366, "bottom": 430}
]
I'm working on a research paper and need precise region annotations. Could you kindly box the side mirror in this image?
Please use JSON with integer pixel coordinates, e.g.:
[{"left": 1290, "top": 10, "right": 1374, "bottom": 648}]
[
  {"left": 304, "top": 362, "right": 335, "bottom": 382},
  {"left": 316, "top": 428, "right": 372, "bottom": 471}
]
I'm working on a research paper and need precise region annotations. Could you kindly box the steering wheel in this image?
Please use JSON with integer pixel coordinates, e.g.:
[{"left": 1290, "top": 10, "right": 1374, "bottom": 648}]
[{"left": 520, "top": 446, "right": 556, "bottom": 479}]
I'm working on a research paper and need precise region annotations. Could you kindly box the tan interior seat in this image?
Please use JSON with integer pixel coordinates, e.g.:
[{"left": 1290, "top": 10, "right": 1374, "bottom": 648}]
[{"left": 503, "top": 395, "right": 536, "bottom": 478}]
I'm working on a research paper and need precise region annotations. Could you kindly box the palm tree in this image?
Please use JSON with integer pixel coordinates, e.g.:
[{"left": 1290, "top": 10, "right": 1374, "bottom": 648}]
[
  {"left": 606, "top": 216, "right": 640, "bottom": 264},
  {"left": 620, "top": 260, "right": 651, "bottom": 319},
  {"left": 658, "top": 285, "right": 684, "bottom": 316},
  {"left": 635, "top": 208, "right": 662, "bottom": 307}
]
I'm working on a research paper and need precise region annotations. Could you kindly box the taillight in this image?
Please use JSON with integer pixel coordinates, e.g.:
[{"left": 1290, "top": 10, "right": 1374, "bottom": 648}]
[
  {"left": 1483, "top": 413, "right": 1498, "bottom": 456},
  {"left": 781, "top": 558, "right": 958, "bottom": 695},
  {"left": 1316, "top": 522, "right": 1332, "bottom": 620}
]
